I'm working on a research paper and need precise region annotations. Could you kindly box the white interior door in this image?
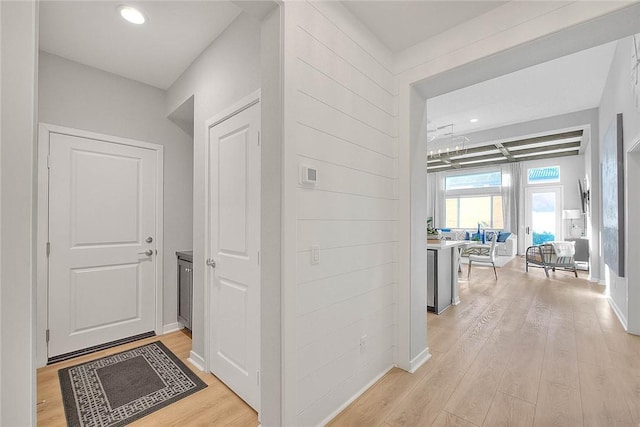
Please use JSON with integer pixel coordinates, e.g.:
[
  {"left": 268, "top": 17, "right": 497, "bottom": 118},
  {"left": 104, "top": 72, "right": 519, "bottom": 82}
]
[
  {"left": 208, "top": 101, "right": 260, "bottom": 410},
  {"left": 48, "top": 132, "right": 159, "bottom": 358},
  {"left": 524, "top": 186, "right": 563, "bottom": 248}
]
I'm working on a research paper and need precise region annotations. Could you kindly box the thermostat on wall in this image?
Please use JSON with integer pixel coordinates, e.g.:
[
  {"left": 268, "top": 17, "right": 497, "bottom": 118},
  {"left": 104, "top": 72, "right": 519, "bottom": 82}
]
[{"left": 300, "top": 165, "right": 317, "bottom": 185}]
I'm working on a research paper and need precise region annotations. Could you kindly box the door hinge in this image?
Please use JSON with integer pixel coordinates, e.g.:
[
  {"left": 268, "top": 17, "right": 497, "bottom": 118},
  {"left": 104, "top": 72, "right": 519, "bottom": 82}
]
[
  {"left": 257, "top": 131, "right": 260, "bottom": 146},
  {"left": 46, "top": 242, "right": 51, "bottom": 256},
  {"left": 46, "top": 329, "right": 50, "bottom": 343},
  {"left": 47, "top": 154, "right": 51, "bottom": 169},
  {"left": 257, "top": 251, "right": 260, "bottom": 264},
  {"left": 256, "top": 370, "right": 260, "bottom": 386}
]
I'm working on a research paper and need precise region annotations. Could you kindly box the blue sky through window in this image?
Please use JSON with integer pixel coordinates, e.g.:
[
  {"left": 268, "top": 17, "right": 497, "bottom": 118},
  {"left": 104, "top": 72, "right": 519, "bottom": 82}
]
[
  {"left": 445, "top": 171, "right": 502, "bottom": 191},
  {"left": 528, "top": 166, "right": 560, "bottom": 184}
]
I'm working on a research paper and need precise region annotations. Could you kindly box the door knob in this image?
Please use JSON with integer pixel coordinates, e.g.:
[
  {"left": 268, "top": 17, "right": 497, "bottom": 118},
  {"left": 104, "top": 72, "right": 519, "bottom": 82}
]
[
  {"left": 206, "top": 258, "right": 216, "bottom": 268},
  {"left": 138, "top": 249, "right": 153, "bottom": 256},
  {"left": 146, "top": 237, "right": 153, "bottom": 243}
]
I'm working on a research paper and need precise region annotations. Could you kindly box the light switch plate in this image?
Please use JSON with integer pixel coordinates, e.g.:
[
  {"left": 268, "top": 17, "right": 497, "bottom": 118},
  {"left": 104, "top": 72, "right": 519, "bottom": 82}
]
[{"left": 311, "top": 245, "right": 320, "bottom": 265}]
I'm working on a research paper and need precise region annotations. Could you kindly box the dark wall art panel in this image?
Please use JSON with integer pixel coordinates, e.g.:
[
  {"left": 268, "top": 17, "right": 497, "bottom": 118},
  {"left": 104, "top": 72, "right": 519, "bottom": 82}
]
[{"left": 601, "top": 113, "right": 625, "bottom": 277}]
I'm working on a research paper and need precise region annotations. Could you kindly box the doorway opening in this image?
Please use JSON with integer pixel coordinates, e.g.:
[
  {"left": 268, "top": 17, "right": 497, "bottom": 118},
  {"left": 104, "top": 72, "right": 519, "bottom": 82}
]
[{"left": 406, "top": 3, "right": 640, "bottom": 370}]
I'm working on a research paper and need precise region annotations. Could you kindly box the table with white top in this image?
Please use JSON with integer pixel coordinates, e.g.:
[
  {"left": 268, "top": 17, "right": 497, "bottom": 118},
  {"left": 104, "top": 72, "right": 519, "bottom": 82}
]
[{"left": 427, "top": 240, "right": 468, "bottom": 314}]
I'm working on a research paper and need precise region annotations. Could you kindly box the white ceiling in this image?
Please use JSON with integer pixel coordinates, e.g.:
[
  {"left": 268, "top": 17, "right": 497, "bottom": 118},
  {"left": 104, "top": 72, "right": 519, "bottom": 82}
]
[
  {"left": 38, "top": 0, "right": 619, "bottom": 139},
  {"left": 426, "top": 41, "right": 618, "bottom": 137},
  {"left": 39, "top": 1, "right": 242, "bottom": 90},
  {"left": 341, "top": 1, "right": 506, "bottom": 52}
]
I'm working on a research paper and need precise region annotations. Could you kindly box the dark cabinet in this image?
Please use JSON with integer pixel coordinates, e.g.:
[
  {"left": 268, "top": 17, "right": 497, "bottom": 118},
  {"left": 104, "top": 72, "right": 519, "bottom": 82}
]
[{"left": 176, "top": 251, "right": 193, "bottom": 330}]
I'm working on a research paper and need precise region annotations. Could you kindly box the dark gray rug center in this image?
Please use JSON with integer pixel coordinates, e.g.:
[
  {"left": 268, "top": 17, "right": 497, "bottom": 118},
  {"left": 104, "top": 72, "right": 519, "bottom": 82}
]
[
  {"left": 59, "top": 341, "right": 207, "bottom": 427},
  {"left": 96, "top": 355, "right": 166, "bottom": 408}
]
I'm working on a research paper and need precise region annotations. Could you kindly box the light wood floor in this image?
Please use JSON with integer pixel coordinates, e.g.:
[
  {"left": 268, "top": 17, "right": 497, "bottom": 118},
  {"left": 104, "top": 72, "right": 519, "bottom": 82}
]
[
  {"left": 37, "top": 258, "right": 640, "bottom": 427},
  {"left": 37, "top": 330, "right": 257, "bottom": 426},
  {"left": 330, "top": 257, "right": 640, "bottom": 427}
]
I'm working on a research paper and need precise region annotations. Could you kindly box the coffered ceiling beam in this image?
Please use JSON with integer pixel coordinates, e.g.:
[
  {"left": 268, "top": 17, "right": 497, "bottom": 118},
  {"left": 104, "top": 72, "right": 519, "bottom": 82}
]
[
  {"left": 494, "top": 142, "right": 514, "bottom": 161},
  {"left": 509, "top": 141, "right": 581, "bottom": 157},
  {"left": 501, "top": 130, "right": 583, "bottom": 149}
]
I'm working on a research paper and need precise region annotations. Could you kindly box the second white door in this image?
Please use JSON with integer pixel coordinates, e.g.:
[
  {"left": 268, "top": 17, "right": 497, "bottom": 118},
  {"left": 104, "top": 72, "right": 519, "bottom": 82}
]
[{"left": 208, "top": 100, "right": 260, "bottom": 410}]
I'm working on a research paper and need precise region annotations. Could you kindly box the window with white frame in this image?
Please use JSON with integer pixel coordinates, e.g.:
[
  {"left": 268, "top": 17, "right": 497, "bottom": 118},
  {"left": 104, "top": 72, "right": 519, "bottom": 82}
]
[
  {"left": 527, "top": 165, "right": 560, "bottom": 184},
  {"left": 444, "top": 171, "right": 504, "bottom": 229}
]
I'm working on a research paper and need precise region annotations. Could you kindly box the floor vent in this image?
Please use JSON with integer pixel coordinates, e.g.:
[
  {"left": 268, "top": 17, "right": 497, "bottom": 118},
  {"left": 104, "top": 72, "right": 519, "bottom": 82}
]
[{"left": 47, "top": 331, "right": 156, "bottom": 365}]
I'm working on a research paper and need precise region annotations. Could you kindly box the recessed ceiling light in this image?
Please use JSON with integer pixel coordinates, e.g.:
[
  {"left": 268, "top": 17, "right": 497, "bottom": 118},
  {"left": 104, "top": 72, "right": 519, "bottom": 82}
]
[
  {"left": 470, "top": 118, "right": 479, "bottom": 123},
  {"left": 118, "top": 5, "right": 146, "bottom": 25}
]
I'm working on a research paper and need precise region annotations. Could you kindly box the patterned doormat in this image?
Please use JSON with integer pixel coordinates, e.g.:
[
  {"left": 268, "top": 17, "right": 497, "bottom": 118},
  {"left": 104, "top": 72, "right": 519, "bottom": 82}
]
[{"left": 59, "top": 341, "right": 207, "bottom": 427}]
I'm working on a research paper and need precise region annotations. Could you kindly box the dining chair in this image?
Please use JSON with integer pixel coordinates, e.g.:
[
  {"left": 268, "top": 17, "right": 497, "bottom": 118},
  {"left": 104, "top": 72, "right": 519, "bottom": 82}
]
[{"left": 467, "top": 234, "right": 498, "bottom": 280}]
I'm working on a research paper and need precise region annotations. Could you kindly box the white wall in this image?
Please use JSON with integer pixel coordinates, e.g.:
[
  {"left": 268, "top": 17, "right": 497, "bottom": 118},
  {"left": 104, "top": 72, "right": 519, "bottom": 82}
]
[
  {"left": 584, "top": 120, "right": 603, "bottom": 284},
  {"left": 0, "top": 1, "right": 38, "bottom": 425},
  {"left": 598, "top": 35, "right": 640, "bottom": 330},
  {"left": 282, "top": 2, "right": 397, "bottom": 425},
  {"left": 37, "top": 52, "right": 194, "bottom": 333},
  {"left": 1, "top": 1, "right": 3, "bottom": 418},
  {"left": 165, "top": 12, "right": 261, "bottom": 364},
  {"left": 627, "top": 147, "right": 640, "bottom": 335},
  {"left": 259, "top": 7, "right": 283, "bottom": 427}
]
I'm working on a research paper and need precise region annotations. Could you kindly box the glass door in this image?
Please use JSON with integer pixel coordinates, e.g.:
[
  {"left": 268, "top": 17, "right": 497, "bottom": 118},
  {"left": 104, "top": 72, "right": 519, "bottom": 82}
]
[{"left": 525, "top": 186, "right": 563, "bottom": 248}]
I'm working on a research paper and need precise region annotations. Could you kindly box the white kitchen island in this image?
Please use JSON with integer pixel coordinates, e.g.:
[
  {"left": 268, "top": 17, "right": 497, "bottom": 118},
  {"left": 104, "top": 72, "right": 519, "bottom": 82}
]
[{"left": 427, "top": 240, "right": 468, "bottom": 314}]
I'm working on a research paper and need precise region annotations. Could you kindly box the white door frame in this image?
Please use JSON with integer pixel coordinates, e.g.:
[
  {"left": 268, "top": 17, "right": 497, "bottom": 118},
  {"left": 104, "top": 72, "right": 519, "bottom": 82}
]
[
  {"left": 203, "top": 89, "right": 261, "bottom": 385},
  {"left": 36, "top": 123, "right": 164, "bottom": 367},
  {"left": 524, "top": 185, "right": 564, "bottom": 247},
  {"left": 626, "top": 135, "right": 640, "bottom": 335}
]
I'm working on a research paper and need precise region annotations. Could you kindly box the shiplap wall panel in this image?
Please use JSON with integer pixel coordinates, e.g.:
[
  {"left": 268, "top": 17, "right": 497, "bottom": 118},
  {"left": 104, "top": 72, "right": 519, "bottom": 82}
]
[
  {"left": 297, "top": 344, "right": 362, "bottom": 413},
  {"left": 297, "top": 242, "right": 396, "bottom": 284},
  {"left": 296, "top": 3, "right": 396, "bottom": 95},
  {"left": 296, "top": 60, "right": 396, "bottom": 136},
  {"left": 295, "top": 29, "right": 395, "bottom": 115},
  {"left": 297, "top": 320, "right": 394, "bottom": 412},
  {"left": 297, "top": 220, "right": 396, "bottom": 251},
  {"left": 297, "top": 304, "right": 394, "bottom": 379},
  {"left": 309, "top": 1, "right": 395, "bottom": 72},
  {"left": 296, "top": 157, "right": 395, "bottom": 199},
  {"left": 296, "top": 284, "right": 394, "bottom": 348},
  {"left": 288, "top": 2, "right": 398, "bottom": 424},
  {"left": 296, "top": 124, "right": 396, "bottom": 179},
  {"left": 297, "top": 190, "right": 397, "bottom": 221},
  {"left": 298, "top": 342, "right": 395, "bottom": 425},
  {"left": 297, "top": 92, "right": 394, "bottom": 157},
  {"left": 297, "top": 262, "right": 394, "bottom": 317}
]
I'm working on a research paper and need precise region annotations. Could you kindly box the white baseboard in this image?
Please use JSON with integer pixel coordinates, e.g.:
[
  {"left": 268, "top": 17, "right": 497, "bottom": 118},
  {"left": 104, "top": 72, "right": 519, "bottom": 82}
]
[
  {"left": 318, "top": 364, "right": 393, "bottom": 427},
  {"left": 162, "top": 322, "right": 181, "bottom": 334},
  {"left": 188, "top": 351, "right": 206, "bottom": 372},
  {"left": 608, "top": 297, "right": 628, "bottom": 331},
  {"left": 452, "top": 297, "right": 460, "bottom": 305},
  {"left": 409, "top": 348, "right": 431, "bottom": 373}
]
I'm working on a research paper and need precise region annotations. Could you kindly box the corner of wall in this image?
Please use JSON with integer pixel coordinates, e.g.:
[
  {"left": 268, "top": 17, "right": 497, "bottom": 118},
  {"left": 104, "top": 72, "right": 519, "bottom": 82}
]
[
  {"left": 188, "top": 350, "right": 205, "bottom": 372},
  {"left": 0, "top": 1, "right": 38, "bottom": 425}
]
